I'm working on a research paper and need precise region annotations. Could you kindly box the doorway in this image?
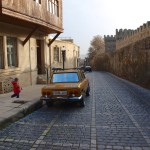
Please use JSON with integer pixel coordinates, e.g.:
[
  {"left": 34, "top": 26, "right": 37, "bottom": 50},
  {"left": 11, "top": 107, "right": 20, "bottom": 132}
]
[{"left": 36, "top": 39, "right": 45, "bottom": 74}]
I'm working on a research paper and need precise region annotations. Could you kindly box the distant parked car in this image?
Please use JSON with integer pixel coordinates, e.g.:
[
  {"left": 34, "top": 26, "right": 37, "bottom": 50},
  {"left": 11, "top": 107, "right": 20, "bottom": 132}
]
[
  {"left": 84, "top": 66, "right": 92, "bottom": 72},
  {"left": 40, "top": 68, "right": 90, "bottom": 107}
]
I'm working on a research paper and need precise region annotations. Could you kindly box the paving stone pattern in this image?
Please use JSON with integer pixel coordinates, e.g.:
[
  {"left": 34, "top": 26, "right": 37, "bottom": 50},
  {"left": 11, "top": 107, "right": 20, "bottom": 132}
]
[{"left": 0, "top": 71, "right": 150, "bottom": 150}]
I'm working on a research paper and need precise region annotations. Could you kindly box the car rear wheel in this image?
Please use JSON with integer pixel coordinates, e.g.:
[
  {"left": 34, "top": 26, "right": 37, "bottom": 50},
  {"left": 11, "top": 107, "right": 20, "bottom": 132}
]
[
  {"left": 86, "top": 86, "right": 90, "bottom": 96},
  {"left": 79, "top": 98, "right": 85, "bottom": 107},
  {"left": 46, "top": 101, "right": 53, "bottom": 107}
]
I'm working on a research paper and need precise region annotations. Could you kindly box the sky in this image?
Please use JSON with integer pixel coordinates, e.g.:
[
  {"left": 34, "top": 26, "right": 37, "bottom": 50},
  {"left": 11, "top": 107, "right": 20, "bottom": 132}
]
[{"left": 60, "top": 0, "right": 150, "bottom": 57}]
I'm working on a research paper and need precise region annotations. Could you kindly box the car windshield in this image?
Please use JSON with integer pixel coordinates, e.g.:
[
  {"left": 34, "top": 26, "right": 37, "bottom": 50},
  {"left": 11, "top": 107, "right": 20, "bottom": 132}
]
[{"left": 52, "top": 72, "right": 79, "bottom": 83}]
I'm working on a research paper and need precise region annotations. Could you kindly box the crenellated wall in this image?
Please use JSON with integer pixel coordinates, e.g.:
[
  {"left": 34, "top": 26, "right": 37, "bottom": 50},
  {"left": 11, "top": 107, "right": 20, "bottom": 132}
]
[
  {"left": 104, "top": 35, "right": 116, "bottom": 52},
  {"left": 116, "top": 21, "right": 150, "bottom": 50},
  {"left": 100, "top": 22, "right": 150, "bottom": 89}
]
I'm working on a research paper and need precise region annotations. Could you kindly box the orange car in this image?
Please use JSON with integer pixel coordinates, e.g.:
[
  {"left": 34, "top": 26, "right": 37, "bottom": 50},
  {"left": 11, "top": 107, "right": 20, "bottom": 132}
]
[{"left": 40, "top": 68, "right": 90, "bottom": 107}]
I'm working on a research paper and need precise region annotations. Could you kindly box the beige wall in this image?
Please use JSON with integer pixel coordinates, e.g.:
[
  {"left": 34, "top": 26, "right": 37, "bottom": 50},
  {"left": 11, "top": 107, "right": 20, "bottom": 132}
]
[
  {"left": 50, "top": 39, "right": 80, "bottom": 69},
  {"left": 0, "top": 22, "right": 48, "bottom": 88}
]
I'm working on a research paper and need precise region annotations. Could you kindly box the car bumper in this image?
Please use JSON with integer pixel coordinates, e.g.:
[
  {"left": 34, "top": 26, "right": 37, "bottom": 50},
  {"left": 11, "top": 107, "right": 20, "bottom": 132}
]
[{"left": 40, "top": 95, "right": 83, "bottom": 102}]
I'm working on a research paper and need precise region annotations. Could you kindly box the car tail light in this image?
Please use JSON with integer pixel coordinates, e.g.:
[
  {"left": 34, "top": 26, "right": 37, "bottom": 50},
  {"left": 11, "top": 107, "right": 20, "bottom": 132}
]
[
  {"left": 74, "top": 90, "right": 80, "bottom": 94},
  {"left": 42, "top": 91, "right": 51, "bottom": 96},
  {"left": 69, "top": 91, "right": 73, "bottom": 95},
  {"left": 69, "top": 89, "right": 80, "bottom": 96},
  {"left": 46, "top": 91, "right": 51, "bottom": 96},
  {"left": 42, "top": 92, "right": 46, "bottom": 96}
]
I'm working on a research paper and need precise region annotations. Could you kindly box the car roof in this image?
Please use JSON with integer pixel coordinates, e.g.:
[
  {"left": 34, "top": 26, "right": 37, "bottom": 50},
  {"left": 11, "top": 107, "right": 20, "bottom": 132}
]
[
  {"left": 54, "top": 70, "right": 78, "bottom": 73},
  {"left": 52, "top": 68, "right": 83, "bottom": 73}
]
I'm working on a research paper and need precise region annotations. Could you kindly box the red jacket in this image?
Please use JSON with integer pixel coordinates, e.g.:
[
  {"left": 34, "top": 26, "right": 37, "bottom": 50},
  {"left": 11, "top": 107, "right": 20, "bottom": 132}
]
[{"left": 12, "top": 81, "right": 21, "bottom": 94}]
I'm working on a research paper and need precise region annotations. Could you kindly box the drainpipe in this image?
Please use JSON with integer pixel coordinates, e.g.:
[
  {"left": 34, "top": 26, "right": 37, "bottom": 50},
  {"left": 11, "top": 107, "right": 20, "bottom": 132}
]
[
  {"left": 46, "top": 67, "right": 49, "bottom": 85},
  {"left": 29, "top": 39, "right": 32, "bottom": 85},
  {"left": 49, "top": 45, "right": 52, "bottom": 82}
]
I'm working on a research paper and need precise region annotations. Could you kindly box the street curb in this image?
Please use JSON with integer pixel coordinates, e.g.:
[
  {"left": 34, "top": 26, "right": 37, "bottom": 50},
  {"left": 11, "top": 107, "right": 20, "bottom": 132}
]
[
  {"left": 22, "top": 99, "right": 42, "bottom": 114},
  {"left": 0, "top": 99, "right": 43, "bottom": 129}
]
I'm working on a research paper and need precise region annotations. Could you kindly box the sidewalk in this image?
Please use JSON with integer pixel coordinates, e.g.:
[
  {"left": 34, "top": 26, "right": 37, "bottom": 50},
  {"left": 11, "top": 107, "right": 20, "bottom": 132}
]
[{"left": 0, "top": 84, "right": 45, "bottom": 129}]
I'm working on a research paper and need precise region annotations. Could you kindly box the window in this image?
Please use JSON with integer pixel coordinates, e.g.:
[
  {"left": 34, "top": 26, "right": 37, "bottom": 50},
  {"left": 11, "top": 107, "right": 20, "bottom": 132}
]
[
  {"left": 7, "top": 37, "right": 17, "bottom": 67},
  {"left": 34, "top": 0, "right": 41, "bottom": 4},
  {"left": 47, "top": 0, "right": 52, "bottom": 13},
  {"left": 54, "top": 0, "right": 59, "bottom": 16},
  {"left": 0, "top": 37, "right": 4, "bottom": 69},
  {"left": 54, "top": 46, "right": 59, "bottom": 62},
  {"left": 47, "top": 0, "right": 59, "bottom": 16},
  {"left": 52, "top": 73, "right": 79, "bottom": 83},
  {"left": 52, "top": 0, "right": 55, "bottom": 14}
]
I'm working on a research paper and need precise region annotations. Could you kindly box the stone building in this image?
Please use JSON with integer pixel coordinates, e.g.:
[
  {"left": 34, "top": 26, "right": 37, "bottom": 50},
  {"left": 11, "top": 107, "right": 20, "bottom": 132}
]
[
  {"left": 50, "top": 38, "right": 80, "bottom": 69},
  {"left": 0, "top": 0, "right": 63, "bottom": 93}
]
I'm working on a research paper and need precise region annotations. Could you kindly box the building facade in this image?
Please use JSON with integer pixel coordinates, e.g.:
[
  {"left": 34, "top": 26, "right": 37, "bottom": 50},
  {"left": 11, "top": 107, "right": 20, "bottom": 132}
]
[
  {"left": 50, "top": 38, "right": 80, "bottom": 69},
  {"left": 0, "top": 0, "right": 63, "bottom": 93},
  {"left": 37, "top": 37, "right": 80, "bottom": 84}
]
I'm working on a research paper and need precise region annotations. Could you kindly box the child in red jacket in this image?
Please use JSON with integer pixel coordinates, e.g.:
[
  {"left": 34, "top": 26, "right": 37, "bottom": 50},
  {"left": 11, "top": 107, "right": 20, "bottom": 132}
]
[{"left": 11, "top": 78, "right": 21, "bottom": 98}]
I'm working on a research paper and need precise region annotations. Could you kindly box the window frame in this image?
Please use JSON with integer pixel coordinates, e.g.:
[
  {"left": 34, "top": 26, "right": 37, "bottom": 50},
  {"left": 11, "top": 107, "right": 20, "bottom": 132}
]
[
  {"left": 0, "top": 36, "right": 4, "bottom": 69},
  {"left": 47, "top": 0, "right": 59, "bottom": 17},
  {"left": 7, "top": 37, "right": 18, "bottom": 68},
  {"left": 34, "top": 0, "right": 41, "bottom": 4},
  {"left": 53, "top": 46, "right": 59, "bottom": 62}
]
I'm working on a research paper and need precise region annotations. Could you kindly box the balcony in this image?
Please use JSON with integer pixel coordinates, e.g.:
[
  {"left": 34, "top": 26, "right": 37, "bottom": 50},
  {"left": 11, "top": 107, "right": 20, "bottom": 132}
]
[{"left": 0, "top": 0, "right": 63, "bottom": 34}]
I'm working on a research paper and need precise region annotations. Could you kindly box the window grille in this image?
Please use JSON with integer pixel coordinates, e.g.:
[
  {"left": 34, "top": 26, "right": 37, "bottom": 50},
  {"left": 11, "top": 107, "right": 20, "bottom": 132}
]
[
  {"left": 54, "top": 46, "right": 59, "bottom": 62},
  {"left": 7, "top": 37, "right": 18, "bottom": 67}
]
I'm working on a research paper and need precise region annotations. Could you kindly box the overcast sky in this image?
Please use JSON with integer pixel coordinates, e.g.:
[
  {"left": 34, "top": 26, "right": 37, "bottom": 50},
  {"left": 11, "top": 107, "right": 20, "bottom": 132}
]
[{"left": 61, "top": 0, "right": 150, "bottom": 57}]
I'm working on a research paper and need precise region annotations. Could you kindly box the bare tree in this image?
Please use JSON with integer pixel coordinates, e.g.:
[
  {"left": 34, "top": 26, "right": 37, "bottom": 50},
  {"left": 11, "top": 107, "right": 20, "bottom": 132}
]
[
  {"left": 90, "top": 35, "right": 104, "bottom": 53},
  {"left": 87, "top": 35, "right": 105, "bottom": 67}
]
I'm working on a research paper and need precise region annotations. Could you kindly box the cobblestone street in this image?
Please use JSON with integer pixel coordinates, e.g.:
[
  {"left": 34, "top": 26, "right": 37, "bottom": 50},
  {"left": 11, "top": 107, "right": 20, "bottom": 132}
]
[{"left": 0, "top": 71, "right": 150, "bottom": 150}]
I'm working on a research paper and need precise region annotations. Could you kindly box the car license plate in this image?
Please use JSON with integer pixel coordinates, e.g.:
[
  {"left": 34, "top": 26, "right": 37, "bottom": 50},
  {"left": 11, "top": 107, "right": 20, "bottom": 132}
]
[{"left": 53, "top": 91, "right": 67, "bottom": 95}]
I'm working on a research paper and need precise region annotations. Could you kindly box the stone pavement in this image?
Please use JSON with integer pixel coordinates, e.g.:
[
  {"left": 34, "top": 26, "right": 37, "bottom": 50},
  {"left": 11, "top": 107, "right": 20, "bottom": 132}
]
[
  {"left": 0, "top": 85, "right": 44, "bottom": 129},
  {"left": 0, "top": 72, "right": 150, "bottom": 150}
]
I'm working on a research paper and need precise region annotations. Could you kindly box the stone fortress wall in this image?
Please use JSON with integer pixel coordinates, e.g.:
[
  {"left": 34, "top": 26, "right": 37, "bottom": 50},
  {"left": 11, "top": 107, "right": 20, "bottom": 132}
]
[
  {"left": 104, "top": 35, "right": 116, "bottom": 52},
  {"left": 102, "top": 22, "right": 150, "bottom": 89},
  {"left": 104, "top": 21, "right": 150, "bottom": 51},
  {"left": 116, "top": 21, "right": 150, "bottom": 50}
]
